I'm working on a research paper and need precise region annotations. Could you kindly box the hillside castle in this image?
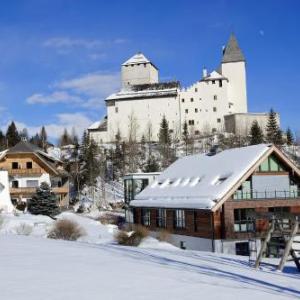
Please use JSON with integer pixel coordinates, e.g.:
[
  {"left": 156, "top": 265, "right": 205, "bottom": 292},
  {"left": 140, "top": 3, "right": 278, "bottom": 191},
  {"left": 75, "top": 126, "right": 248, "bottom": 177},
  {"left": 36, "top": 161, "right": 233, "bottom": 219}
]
[{"left": 89, "top": 34, "right": 274, "bottom": 143}]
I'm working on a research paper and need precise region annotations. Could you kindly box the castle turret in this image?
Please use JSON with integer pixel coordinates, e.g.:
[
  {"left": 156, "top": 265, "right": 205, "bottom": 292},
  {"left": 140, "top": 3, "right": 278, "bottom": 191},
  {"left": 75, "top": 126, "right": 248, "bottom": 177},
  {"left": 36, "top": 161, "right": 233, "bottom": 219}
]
[
  {"left": 221, "top": 34, "right": 247, "bottom": 113},
  {"left": 121, "top": 52, "right": 159, "bottom": 90}
]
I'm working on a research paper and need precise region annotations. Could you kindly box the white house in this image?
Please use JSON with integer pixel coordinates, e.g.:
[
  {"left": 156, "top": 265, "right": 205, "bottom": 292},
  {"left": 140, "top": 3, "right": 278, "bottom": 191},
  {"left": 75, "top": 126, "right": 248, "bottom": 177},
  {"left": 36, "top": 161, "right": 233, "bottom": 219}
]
[
  {"left": 89, "top": 34, "right": 272, "bottom": 144},
  {"left": 0, "top": 170, "right": 14, "bottom": 213}
]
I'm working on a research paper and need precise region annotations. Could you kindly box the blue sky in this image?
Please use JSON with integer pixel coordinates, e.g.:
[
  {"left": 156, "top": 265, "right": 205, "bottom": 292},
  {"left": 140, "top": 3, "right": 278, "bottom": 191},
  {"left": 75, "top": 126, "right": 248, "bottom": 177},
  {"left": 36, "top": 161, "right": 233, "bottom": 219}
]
[{"left": 0, "top": 0, "right": 299, "bottom": 141}]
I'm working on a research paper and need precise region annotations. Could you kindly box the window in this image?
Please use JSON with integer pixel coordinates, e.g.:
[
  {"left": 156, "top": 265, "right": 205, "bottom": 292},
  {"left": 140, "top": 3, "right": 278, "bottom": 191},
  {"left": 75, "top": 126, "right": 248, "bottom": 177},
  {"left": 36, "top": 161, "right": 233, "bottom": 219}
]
[
  {"left": 26, "top": 180, "right": 39, "bottom": 188},
  {"left": 141, "top": 209, "right": 151, "bottom": 226},
  {"left": 212, "top": 128, "right": 216, "bottom": 133},
  {"left": 11, "top": 180, "right": 19, "bottom": 188},
  {"left": 157, "top": 208, "right": 166, "bottom": 228},
  {"left": 195, "top": 130, "right": 200, "bottom": 135},
  {"left": 12, "top": 162, "right": 19, "bottom": 169},
  {"left": 258, "top": 155, "right": 286, "bottom": 172},
  {"left": 195, "top": 108, "right": 198, "bottom": 113},
  {"left": 236, "top": 242, "right": 249, "bottom": 256},
  {"left": 212, "top": 80, "right": 215, "bottom": 84},
  {"left": 213, "top": 95, "right": 217, "bottom": 100},
  {"left": 26, "top": 162, "right": 32, "bottom": 169},
  {"left": 115, "top": 107, "right": 118, "bottom": 113},
  {"left": 185, "top": 109, "right": 188, "bottom": 114},
  {"left": 144, "top": 63, "right": 147, "bottom": 67},
  {"left": 213, "top": 107, "right": 217, "bottom": 112},
  {"left": 174, "top": 209, "right": 185, "bottom": 229},
  {"left": 181, "top": 98, "right": 185, "bottom": 103},
  {"left": 219, "top": 80, "right": 223, "bottom": 87},
  {"left": 234, "top": 208, "right": 255, "bottom": 232},
  {"left": 188, "top": 120, "right": 194, "bottom": 126},
  {"left": 169, "top": 129, "right": 174, "bottom": 134},
  {"left": 195, "top": 88, "right": 198, "bottom": 92},
  {"left": 217, "top": 118, "right": 221, "bottom": 123},
  {"left": 190, "top": 98, "right": 194, "bottom": 102}
]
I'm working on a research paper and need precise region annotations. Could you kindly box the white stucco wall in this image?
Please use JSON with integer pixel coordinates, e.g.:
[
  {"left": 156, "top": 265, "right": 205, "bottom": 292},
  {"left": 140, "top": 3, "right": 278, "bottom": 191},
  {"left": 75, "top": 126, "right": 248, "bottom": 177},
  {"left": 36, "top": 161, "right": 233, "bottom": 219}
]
[
  {"left": 0, "top": 171, "right": 14, "bottom": 212},
  {"left": 9, "top": 173, "right": 51, "bottom": 189}
]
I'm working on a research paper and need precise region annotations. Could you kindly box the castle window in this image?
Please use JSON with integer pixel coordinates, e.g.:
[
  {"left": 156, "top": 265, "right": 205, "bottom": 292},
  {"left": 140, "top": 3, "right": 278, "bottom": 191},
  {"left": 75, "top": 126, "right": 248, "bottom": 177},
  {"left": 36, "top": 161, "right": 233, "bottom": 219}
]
[
  {"left": 195, "top": 88, "right": 198, "bottom": 92},
  {"left": 195, "top": 108, "right": 198, "bottom": 113},
  {"left": 217, "top": 118, "right": 221, "bottom": 123},
  {"left": 219, "top": 80, "right": 223, "bottom": 87},
  {"left": 188, "top": 120, "right": 194, "bottom": 126},
  {"left": 212, "top": 128, "right": 216, "bottom": 133},
  {"left": 185, "top": 109, "right": 188, "bottom": 114},
  {"left": 26, "top": 162, "right": 32, "bottom": 169},
  {"left": 169, "top": 129, "right": 174, "bottom": 134},
  {"left": 12, "top": 162, "right": 19, "bottom": 169},
  {"left": 190, "top": 98, "right": 194, "bottom": 102},
  {"left": 195, "top": 130, "right": 200, "bottom": 135},
  {"left": 213, "top": 107, "right": 217, "bottom": 112},
  {"left": 144, "top": 63, "right": 146, "bottom": 67},
  {"left": 181, "top": 98, "right": 185, "bottom": 103},
  {"left": 212, "top": 80, "right": 215, "bottom": 84},
  {"left": 214, "top": 95, "right": 217, "bottom": 100},
  {"left": 115, "top": 107, "right": 118, "bottom": 113}
]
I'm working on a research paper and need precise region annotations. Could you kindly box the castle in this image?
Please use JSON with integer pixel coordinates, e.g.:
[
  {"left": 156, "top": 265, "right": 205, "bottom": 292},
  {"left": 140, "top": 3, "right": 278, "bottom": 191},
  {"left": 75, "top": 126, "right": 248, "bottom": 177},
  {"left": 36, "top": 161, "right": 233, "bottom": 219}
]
[{"left": 89, "top": 34, "right": 272, "bottom": 144}]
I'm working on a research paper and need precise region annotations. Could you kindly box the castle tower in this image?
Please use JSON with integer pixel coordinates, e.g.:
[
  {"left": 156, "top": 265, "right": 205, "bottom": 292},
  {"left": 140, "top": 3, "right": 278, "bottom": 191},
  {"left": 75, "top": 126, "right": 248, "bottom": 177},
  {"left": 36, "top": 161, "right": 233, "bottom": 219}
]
[
  {"left": 121, "top": 52, "right": 159, "bottom": 90},
  {"left": 221, "top": 34, "right": 248, "bottom": 113}
]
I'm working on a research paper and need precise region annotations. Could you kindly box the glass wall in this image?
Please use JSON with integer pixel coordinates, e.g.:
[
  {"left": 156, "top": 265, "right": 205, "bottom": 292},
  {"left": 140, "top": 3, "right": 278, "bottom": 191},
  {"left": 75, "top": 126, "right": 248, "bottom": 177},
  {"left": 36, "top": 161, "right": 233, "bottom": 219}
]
[{"left": 124, "top": 178, "right": 149, "bottom": 203}]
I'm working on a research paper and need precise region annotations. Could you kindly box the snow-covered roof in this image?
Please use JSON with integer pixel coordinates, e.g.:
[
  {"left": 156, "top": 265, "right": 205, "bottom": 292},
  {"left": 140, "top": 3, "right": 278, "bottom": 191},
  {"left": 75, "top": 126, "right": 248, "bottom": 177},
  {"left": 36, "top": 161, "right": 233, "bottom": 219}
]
[
  {"left": 88, "top": 120, "right": 102, "bottom": 130},
  {"left": 131, "top": 144, "right": 272, "bottom": 210},
  {"left": 122, "top": 53, "right": 151, "bottom": 66},
  {"left": 106, "top": 88, "right": 178, "bottom": 101}
]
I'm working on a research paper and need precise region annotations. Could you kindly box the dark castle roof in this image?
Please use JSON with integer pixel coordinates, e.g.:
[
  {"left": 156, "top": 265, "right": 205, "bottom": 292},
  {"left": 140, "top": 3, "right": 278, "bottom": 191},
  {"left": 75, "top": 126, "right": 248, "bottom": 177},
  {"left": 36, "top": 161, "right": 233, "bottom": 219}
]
[{"left": 222, "top": 34, "right": 245, "bottom": 63}]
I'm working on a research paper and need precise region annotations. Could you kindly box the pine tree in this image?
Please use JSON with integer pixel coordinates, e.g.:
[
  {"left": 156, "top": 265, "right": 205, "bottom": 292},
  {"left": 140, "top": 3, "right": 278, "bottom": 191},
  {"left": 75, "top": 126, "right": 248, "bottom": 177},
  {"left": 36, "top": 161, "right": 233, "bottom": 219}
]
[
  {"left": 286, "top": 127, "right": 294, "bottom": 145},
  {"left": 250, "top": 121, "right": 264, "bottom": 145},
  {"left": 266, "top": 108, "right": 281, "bottom": 144},
  {"left": 0, "top": 130, "right": 6, "bottom": 150},
  {"left": 30, "top": 133, "right": 42, "bottom": 147},
  {"left": 6, "top": 121, "right": 20, "bottom": 147},
  {"left": 143, "top": 155, "right": 160, "bottom": 172},
  {"left": 40, "top": 126, "right": 48, "bottom": 151},
  {"left": 112, "top": 129, "right": 125, "bottom": 180},
  {"left": 27, "top": 182, "right": 60, "bottom": 216},
  {"left": 182, "top": 120, "right": 189, "bottom": 155},
  {"left": 59, "top": 129, "right": 72, "bottom": 146},
  {"left": 158, "top": 115, "right": 172, "bottom": 167}
]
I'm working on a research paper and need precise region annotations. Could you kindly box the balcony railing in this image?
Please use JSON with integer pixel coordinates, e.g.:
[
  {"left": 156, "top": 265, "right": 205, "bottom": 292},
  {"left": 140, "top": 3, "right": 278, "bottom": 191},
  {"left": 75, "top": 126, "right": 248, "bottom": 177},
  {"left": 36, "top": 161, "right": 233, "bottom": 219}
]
[
  {"left": 8, "top": 168, "right": 43, "bottom": 175},
  {"left": 233, "top": 190, "right": 300, "bottom": 200},
  {"left": 10, "top": 184, "right": 69, "bottom": 195}
]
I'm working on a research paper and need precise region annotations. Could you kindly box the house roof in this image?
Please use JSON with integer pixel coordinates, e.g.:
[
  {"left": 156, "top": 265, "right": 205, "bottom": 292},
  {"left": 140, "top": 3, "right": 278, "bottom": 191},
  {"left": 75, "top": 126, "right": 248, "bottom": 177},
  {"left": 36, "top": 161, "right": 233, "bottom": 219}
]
[
  {"left": 130, "top": 144, "right": 273, "bottom": 210},
  {"left": 122, "top": 52, "right": 158, "bottom": 70},
  {"left": 4, "top": 141, "right": 65, "bottom": 176},
  {"left": 222, "top": 34, "right": 245, "bottom": 63}
]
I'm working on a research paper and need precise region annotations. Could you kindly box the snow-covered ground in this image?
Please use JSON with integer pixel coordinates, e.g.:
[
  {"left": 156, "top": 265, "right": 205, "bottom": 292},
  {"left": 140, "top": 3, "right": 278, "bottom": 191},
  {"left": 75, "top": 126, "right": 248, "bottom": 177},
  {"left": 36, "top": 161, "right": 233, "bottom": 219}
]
[{"left": 0, "top": 212, "right": 300, "bottom": 300}]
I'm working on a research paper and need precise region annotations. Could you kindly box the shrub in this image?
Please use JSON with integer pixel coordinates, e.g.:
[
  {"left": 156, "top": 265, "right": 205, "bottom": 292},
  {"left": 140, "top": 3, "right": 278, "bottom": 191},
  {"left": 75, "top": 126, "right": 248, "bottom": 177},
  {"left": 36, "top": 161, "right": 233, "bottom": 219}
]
[
  {"left": 99, "top": 213, "right": 125, "bottom": 228},
  {"left": 15, "top": 223, "right": 33, "bottom": 236},
  {"left": 115, "top": 225, "right": 149, "bottom": 246},
  {"left": 48, "top": 219, "right": 85, "bottom": 241},
  {"left": 157, "top": 229, "right": 170, "bottom": 242}
]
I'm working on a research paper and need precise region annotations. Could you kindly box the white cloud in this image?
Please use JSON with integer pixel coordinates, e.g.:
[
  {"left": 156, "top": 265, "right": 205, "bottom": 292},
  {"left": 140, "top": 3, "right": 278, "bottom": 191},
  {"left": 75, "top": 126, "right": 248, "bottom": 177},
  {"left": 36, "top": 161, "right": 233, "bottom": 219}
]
[
  {"left": 26, "top": 72, "right": 120, "bottom": 108},
  {"left": 9, "top": 113, "right": 93, "bottom": 141},
  {"left": 26, "top": 91, "right": 82, "bottom": 105}
]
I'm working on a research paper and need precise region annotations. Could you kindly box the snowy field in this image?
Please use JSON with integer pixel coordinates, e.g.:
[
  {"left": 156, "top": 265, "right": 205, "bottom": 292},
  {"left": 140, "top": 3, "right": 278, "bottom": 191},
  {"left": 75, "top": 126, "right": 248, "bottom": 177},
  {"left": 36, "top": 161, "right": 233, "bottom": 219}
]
[{"left": 0, "top": 213, "right": 300, "bottom": 300}]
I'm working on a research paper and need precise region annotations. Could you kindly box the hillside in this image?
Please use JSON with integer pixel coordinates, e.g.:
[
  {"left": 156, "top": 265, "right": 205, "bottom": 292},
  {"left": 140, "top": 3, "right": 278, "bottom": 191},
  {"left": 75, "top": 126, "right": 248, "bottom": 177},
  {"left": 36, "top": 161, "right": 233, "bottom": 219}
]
[{"left": 0, "top": 213, "right": 299, "bottom": 300}]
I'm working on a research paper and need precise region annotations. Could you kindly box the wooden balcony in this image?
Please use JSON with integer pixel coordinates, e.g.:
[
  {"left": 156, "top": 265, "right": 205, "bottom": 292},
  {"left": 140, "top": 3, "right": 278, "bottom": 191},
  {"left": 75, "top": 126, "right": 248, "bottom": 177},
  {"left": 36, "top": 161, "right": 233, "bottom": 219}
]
[
  {"left": 10, "top": 185, "right": 69, "bottom": 195},
  {"left": 8, "top": 168, "right": 43, "bottom": 175}
]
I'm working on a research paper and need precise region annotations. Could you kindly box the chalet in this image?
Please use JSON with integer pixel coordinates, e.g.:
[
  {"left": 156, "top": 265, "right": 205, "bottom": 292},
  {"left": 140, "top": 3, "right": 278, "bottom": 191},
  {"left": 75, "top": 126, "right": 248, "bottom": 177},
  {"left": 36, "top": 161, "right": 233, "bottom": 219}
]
[
  {"left": 0, "top": 141, "right": 69, "bottom": 209},
  {"left": 129, "top": 144, "right": 300, "bottom": 255}
]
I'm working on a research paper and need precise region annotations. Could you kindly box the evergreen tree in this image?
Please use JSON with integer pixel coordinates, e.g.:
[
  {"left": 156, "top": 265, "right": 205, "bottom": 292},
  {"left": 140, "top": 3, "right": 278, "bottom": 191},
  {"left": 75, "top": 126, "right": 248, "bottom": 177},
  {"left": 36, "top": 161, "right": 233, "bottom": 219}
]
[
  {"left": 266, "top": 108, "right": 282, "bottom": 145},
  {"left": 250, "top": 120, "right": 264, "bottom": 145},
  {"left": 112, "top": 129, "right": 125, "bottom": 180},
  {"left": 182, "top": 120, "right": 189, "bottom": 155},
  {"left": 40, "top": 126, "right": 48, "bottom": 151},
  {"left": 0, "top": 130, "right": 6, "bottom": 150},
  {"left": 59, "top": 128, "right": 72, "bottom": 146},
  {"left": 143, "top": 155, "right": 160, "bottom": 172},
  {"left": 6, "top": 121, "right": 20, "bottom": 147},
  {"left": 30, "top": 133, "right": 42, "bottom": 147},
  {"left": 158, "top": 115, "right": 172, "bottom": 167},
  {"left": 286, "top": 127, "right": 294, "bottom": 145},
  {"left": 27, "top": 182, "right": 60, "bottom": 216}
]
